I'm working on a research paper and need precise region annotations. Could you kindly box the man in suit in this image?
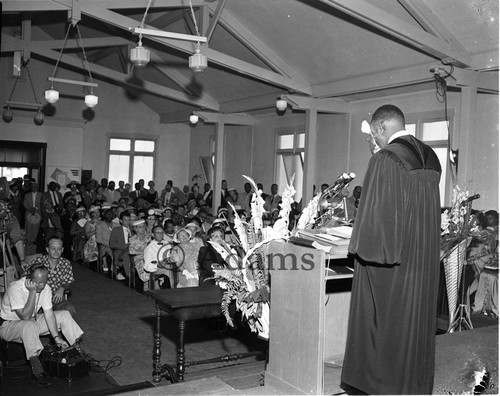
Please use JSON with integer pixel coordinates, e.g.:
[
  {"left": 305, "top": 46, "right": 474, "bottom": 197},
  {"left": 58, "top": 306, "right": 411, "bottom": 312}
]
[
  {"left": 160, "top": 180, "right": 182, "bottom": 207},
  {"left": 41, "top": 182, "right": 64, "bottom": 245},
  {"left": 103, "top": 181, "right": 121, "bottom": 204},
  {"left": 109, "top": 211, "right": 131, "bottom": 281},
  {"left": 95, "top": 208, "right": 116, "bottom": 272},
  {"left": 201, "top": 182, "right": 213, "bottom": 208},
  {"left": 264, "top": 183, "right": 281, "bottom": 213},
  {"left": 23, "top": 179, "right": 42, "bottom": 255}
]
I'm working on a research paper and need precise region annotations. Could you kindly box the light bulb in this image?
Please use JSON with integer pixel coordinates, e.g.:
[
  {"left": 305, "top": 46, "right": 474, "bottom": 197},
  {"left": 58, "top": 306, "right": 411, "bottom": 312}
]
[
  {"left": 189, "top": 114, "right": 199, "bottom": 124},
  {"left": 276, "top": 99, "right": 287, "bottom": 111},
  {"left": 85, "top": 94, "right": 98, "bottom": 108},
  {"left": 45, "top": 89, "right": 59, "bottom": 104},
  {"left": 34, "top": 110, "right": 44, "bottom": 126}
]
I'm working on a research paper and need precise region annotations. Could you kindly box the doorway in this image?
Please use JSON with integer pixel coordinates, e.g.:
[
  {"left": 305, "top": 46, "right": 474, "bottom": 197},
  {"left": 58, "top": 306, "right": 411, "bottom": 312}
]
[{"left": 0, "top": 140, "right": 47, "bottom": 189}]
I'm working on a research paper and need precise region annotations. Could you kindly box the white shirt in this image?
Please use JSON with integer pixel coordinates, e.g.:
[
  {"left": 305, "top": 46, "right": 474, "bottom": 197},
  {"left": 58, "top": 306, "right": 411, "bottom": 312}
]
[
  {"left": 1, "top": 277, "right": 53, "bottom": 321},
  {"left": 143, "top": 238, "right": 169, "bottom": 272},
  {"left": 388, "top": 129, "right": 411, "bottom": 144}
]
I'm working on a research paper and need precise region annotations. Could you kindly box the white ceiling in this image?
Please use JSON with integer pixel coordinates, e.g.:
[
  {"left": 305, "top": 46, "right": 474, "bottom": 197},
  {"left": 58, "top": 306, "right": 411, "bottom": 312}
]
[{"left": 1, "top": 0, "right": 498, "bottom": 122}]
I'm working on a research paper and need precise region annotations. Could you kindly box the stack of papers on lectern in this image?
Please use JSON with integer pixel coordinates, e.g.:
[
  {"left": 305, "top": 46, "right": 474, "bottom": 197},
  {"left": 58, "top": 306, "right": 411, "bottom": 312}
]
[{"left": 295, "top": 227, "right": 352, "bottom": 256}]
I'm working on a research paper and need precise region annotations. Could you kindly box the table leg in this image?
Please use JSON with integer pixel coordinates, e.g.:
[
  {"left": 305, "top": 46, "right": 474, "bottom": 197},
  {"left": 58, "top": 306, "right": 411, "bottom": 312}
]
[
  {"left": 152, "top": 305, "right": 162, "bottom": 383},
  {"left": 177, "top": 320, "right": 185, "bottom": 382}
]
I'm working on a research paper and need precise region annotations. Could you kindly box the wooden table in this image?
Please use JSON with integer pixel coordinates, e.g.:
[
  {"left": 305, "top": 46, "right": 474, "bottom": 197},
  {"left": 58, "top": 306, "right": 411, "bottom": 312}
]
[{"left": 146, "top": 286, "right": 241, "bottom": 383}]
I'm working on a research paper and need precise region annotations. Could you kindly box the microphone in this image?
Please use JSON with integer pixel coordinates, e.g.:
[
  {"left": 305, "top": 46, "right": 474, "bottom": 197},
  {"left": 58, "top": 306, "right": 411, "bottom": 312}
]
[{"left": 462, "top": 194, "right": 480, "bottom": 204}]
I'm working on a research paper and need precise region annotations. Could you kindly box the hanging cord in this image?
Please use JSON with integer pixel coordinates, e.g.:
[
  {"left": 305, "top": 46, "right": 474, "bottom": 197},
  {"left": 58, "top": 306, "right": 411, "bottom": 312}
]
[
  {"left": 24, "top": 60, "right": 41, "bottom": 104},
  {"left": 6, "top": 58, "right": 41, "bottom": 104},
  {"left": 75, "top": 24, "right": 94, "bottom": 84},
  {"left": 50, "top": 23, "right": 72, "bottom": 80},
  {"left": 138, "top": 0, "right": 153, "bottom": 44},
  {"left": 188, "top": 0, "right": 201, "bottom": 38}
]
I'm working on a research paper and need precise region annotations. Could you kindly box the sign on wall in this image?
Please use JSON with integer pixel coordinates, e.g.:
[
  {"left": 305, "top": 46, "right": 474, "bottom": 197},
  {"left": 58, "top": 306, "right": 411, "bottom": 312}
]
[{"left": 46, "top": 166, "right": 81, "bottom": 193}]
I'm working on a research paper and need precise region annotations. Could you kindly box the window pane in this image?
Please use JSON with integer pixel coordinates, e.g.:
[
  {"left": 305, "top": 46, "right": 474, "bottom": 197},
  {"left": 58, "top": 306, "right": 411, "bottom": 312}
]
[
  {"left": 277, "top": 153, "right": 303, "bottom": 203},
  {"left": 135, "top": 140, "right": 155, "bottom": 152},
  {"left": 133, "top": 156, "right": 154, "bottom": 184},
  {"left": 297, "top": 133, "right": 305, "bottom": 148},
  {"left": 406, "top": 124, "right": 416, "bottom": 136},
  {"left": 423, "top": 121, "right": 448, "bottom": 141},
  {"left": 432, "top": 147, "right": 448, "bottom": 207},
  {"left": 278, "top": 135, "right": 294, "bottom": 149},
  {"left": 110, "top": 138, "right": 131, "bottom": 151},
  {"left": 109, "top": 155, "right": 130, "bottom": 184}
]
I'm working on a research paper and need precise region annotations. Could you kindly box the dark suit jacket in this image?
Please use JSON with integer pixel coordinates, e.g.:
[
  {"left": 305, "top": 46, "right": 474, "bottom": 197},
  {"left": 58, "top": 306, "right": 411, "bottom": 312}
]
[
  {"left": 197, "top": 246, "right": 226, "bottom": 286},
  {"left": 109, "top": 226, "right": 129, "bottom": 250}
]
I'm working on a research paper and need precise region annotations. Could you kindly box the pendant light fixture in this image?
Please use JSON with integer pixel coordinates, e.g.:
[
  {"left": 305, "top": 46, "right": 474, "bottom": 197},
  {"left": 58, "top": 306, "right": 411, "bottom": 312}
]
[
  {"left": 130, "top": 0, "right": 208, "bottom": 72},
  {"left": 3, "top": 57, "right": 45, "bottom": 125},
  {"left": 130, "top": 0, "right": 152, "bottom": 68},
  {"left": 45, "top": 20, "right": 98, "bottom": 108}
]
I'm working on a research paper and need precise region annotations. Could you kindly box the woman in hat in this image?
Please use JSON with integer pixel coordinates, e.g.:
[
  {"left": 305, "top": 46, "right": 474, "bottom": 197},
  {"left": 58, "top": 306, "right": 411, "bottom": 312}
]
[
  {"left": 145, "top": 209, "right": 159, "bottom": 239},
  {"left": 173, "top": 228, "right": 201, "bottom": 288},
  {"left": 63, "top": 180, "right": 82, "bottom": 207},
  {"left": 83, "top": 205, "right": 100, "bottom": 267},
  {"left": 128, "top": 219, "right": 151, "bottom": 290}
]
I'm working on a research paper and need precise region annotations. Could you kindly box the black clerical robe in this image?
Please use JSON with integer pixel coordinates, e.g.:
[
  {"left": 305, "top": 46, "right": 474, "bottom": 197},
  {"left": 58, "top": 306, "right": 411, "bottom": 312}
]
[{"left": 341, "top": 135, "right": 441, "bottom": 395}]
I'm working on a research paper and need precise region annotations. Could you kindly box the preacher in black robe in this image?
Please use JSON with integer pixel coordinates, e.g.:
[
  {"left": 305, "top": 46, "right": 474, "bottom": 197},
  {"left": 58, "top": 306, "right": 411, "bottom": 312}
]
[{"left": 341, "top": 105, "right": 441, "bottom": 395}]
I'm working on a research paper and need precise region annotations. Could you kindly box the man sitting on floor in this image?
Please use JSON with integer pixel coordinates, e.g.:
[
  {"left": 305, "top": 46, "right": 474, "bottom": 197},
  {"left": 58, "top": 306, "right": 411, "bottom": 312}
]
[
  {"left": 0, "top": 262, "right": 84, "bottom": 386},
  {"left": 29, "top": 236, "right": 77, "bottom": 317}
]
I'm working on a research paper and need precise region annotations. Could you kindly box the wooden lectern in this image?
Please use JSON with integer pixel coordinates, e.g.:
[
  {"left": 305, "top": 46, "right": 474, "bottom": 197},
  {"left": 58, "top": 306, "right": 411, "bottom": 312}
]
[{"left": 265, "top": 240, "right": 353, "bottom": 395}]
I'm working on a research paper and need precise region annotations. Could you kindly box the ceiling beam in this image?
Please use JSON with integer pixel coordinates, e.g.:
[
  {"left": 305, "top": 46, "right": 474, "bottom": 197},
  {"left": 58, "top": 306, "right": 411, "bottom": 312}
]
[
  {"left": 446, "top": 69, "right": 499, "bottom": 93},
  {"left": 214, "top": 6, "right": 310, "bottom": 87},
  {"left": 397, "top": 0, "right": 468, "bottom": 55},
  {"left": 35, "top": 37, "right": 130, "bottom": 49},
  {"left": 206, "top": 0, "right": 227, "bottom": 42},
  {"left": 79, "top": 1, "right": 312, "bottom": 95},
  {"left": 313, "top": 62, "right": 438, "bottom": 97},
  {"left": 219, "top": 93, "right": 280, "bottom": 113},
  {"left": 2, "top": 0, "right": 205, "bottom": 12},
  {"left": 319, "top": 0, "right": 471, "bottom": 67},
  {"left": 159, "top": 109, "right": 194, "bottom": 124},
  {"left": 281, "top": 95, "right": 351, "bottom": 113},
  {"left": 193, "top": 111, "right": 254, "bottom": 125},
  {"left": 471, "top": 50, "right": 499, "bottom": 71},
  {"left": 3, "top": 34, "right": 220, "bottom": 110}
]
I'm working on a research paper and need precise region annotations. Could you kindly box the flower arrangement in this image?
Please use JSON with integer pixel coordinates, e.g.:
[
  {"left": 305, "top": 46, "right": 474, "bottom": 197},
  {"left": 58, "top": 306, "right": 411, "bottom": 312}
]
[
  {"left": 209, "top": 175, "right": 296, "bottom": 340},
  {"left": 441, "top": 185, "right": 470, "bottom": 254}
]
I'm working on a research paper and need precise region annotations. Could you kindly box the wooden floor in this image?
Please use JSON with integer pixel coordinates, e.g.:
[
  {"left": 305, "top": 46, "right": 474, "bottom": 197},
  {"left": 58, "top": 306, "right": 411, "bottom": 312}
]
[{"left": 1, "top": 262, "right": 497, "bottom": 395}]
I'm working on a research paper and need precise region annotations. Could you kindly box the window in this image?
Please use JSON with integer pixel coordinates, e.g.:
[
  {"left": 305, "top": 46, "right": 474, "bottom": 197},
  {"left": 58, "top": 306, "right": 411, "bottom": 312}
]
[
  {"left": 276, "top": 131, "right": 305, "bottom": 202},
  {"left": 108, "top": 138, "right": 155, "bottom": 185},
  {"left": 406, "top": 113, "right": 451, "bottom": 206}
]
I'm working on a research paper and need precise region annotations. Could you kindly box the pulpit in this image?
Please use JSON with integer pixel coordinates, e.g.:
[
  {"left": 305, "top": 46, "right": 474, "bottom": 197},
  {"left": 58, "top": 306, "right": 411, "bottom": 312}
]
[{"left": 265, "top": 241, "right": 353, "bottom": 395}]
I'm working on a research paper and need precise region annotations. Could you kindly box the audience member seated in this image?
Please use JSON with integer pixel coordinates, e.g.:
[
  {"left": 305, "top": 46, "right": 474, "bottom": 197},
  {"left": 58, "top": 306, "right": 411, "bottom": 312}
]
[
  {"left": 61, "top": 199, "right": 77, "bottom": 260},
  {"left": 109, "top": 211, "right": 131, "bottom": 281},
  {"left": 128, "top": 219, "right": 151, "bottom": 291},
  {"left": 40, "top": 198, "right": 64, "bottom": 246},
  {"left": 201, "top": 183, "right": 213, "bottom": 208},
  {"left": 63, "top": 181, "right": 82, "bottom": 207},
  {"left": 197, "top": 226, "right": 229, "bottom": 286},
  {"left": 83, "top": 206, "right": 100, "bottom": 267},
  {"left": 0, "top": 263, "right": 83, "bottom": 386},
  {"left": 95, "top": 209, "right": 116, "bottom": 273},
  {"left": 172, "top": 228, "right": 200, "bottom": 288},
  {"left": 144, "top": 225, "right": 174, "bottom": 289},
  {"left": 264, "top": 183, "right": 281, "bottom": 213},
  {"left": 468, "top": 211, "right": 499, "bottom": 317},
  {"left": 28, "top": 237, "right": 77, "bottom": 317}
]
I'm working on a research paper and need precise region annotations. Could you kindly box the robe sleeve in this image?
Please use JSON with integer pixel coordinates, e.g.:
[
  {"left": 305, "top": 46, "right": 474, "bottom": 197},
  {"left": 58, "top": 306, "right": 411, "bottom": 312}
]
[{"left": 348, "top": 151, "right": 406, "bottom": 265}]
